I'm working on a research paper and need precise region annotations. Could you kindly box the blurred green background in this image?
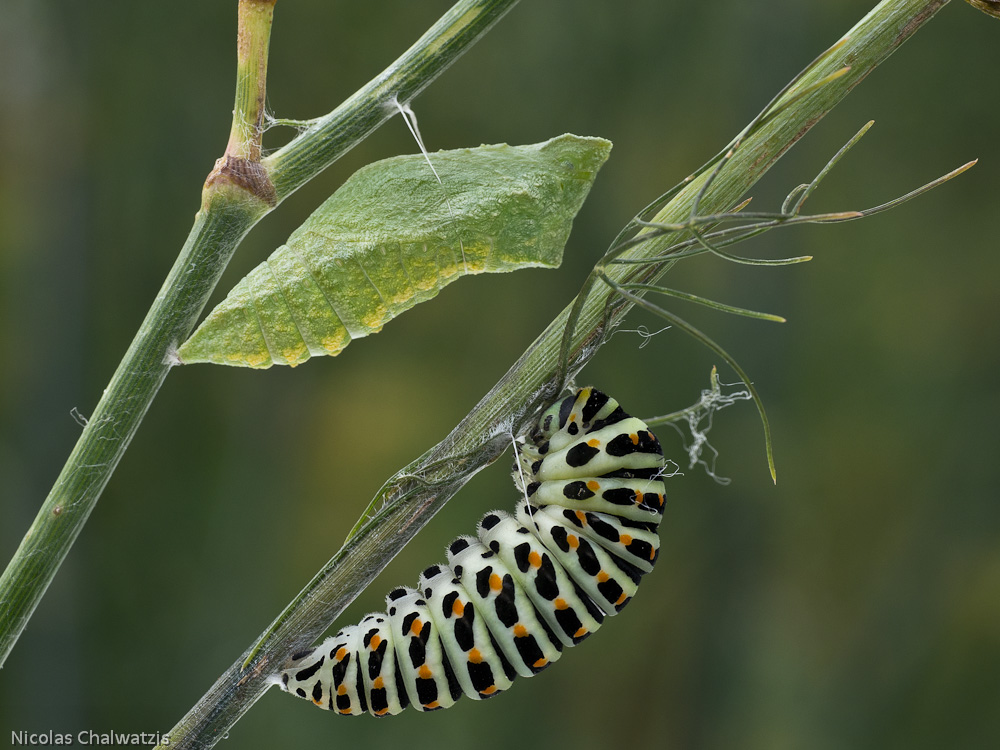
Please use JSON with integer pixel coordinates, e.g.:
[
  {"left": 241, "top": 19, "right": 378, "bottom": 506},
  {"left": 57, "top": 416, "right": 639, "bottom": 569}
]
[{"left": 1, "top": 1, "right": 997, "bottom": 748}]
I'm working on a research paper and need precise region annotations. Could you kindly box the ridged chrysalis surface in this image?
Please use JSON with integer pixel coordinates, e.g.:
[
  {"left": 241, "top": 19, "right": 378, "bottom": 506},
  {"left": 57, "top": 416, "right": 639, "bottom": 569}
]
[{"left": 179, "top": 135, "right": 611, "bottom": 368}]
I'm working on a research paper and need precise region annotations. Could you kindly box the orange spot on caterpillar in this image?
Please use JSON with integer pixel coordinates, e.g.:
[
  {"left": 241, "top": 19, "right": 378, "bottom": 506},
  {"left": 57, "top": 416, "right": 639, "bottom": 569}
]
[
  {"left": 620, "top": 534, "right": 633, "bottom": 546},
  {"left": 616, "top": 592, "right": 628, "bottom": 606},
  {"left": 373, "top": 676, "right": 385, "bottom": 690},
  {"left": 554, "top": 598, "right": 569, "bottom": 610},
  {"left": 597, "top": 571, "right": 609, "bottom": 583},
  {"left": 335, "top": 648, "right": 348, "bottom": 660},
  {"left": 528, "top": 550, "right": 542, "bottom": 568},
  {"left": 370, "top": 635, "right": 382, "bottom": 650},
  {"left": 587, "top": 438, "right": 600, "bottom": 448},
  {"left": 419, "top": 665, "right": 433, "bottom": 679},
  {"left": 452, "top": 598, "right": 465, "bottom": 617},
  {"left": 481, "top": 686, "right": 497, "bottom": 695},
  {"left": 513, "top": 624, "right": 528, "bottom": 638},
  {"left": 410, "top": 618, "right": 423, "bottom": 636},
  {"left": 630, "top": 433, "right": 640, "bottom": 445},
  {"left": 337, "top": 684, "right": 348, "bottom": 696},
  {"left": 468, "top": 648, "right": 483, "bottom": 664},
  {"left": 375, "top": 707, "right": 389, "bottom": 716},
  {"left": 489, "top": 573, "right": 502, "bottom": 593},
  {"left": 575, "top": 510, "right": 587, "bottom": 524},
  {"left": 533, "top": 658, "right": 548, "bottom": 668},
  {"left": 634, "top": 490, "right": 644, "bottom": 504},
  {"left": 312, "top": 697, "right": 324, "bottom": 707},
  {"left": 587, "top": 480, "right": 600, "bottom": 491},
  {"left": 425, "top": 701, "right": 440, "bottom": 709},
  {"left": 574, "top": 627, "right": 588, "bottom": 638},
  {"left": 567, "top": 534, "right": 579, "bottom": 549}
]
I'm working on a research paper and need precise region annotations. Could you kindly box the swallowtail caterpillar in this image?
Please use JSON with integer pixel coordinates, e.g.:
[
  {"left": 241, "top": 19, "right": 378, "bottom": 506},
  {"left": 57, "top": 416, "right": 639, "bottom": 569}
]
[{"left": 279, "top": 387, "right": 666, "bottom": 715}]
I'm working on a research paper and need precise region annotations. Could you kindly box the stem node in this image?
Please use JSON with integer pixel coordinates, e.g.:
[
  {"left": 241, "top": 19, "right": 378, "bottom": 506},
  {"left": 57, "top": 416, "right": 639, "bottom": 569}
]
[{"left": 205, "top": 156, "right": 277, "bottom": 207}]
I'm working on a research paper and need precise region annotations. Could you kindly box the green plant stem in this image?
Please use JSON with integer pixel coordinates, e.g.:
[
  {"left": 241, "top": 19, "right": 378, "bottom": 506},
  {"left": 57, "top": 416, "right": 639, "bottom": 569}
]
[
  {"left": 227, "top": 0, "right": 275, "bottom": 163},
  {"left": 157, "top": 1, "right": 951, "bottom": 747},
  {"left": 263, "top": 0, "right": 520, "bottom": 201},
  {"left": 0, "top": 0, "right": 520, "bottom": 669},
  {"left": 0, "top": 0, "right": 277, "bottom": 668},
  {"left": 0, "top": 192, "right": 266, "bottom": 666}
]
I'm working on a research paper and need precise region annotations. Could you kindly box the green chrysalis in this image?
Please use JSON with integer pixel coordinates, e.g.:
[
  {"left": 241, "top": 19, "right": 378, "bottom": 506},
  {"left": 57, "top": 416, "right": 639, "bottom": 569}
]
[{"left": 178, "top": 134, "right": 612, "bottom": 368}]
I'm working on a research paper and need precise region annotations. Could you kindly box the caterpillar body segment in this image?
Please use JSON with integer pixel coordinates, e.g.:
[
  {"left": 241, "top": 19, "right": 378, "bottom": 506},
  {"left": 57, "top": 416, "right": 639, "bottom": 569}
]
[
  {"left": 417, "top": 563, "right": 517, "bottom": 701},
  {"left": 279, "top": 388, "right": 667, "bottom": 715}
]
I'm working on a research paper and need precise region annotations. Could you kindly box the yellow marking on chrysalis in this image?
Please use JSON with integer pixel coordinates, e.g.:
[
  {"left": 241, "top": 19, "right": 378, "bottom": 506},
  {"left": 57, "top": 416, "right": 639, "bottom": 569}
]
[
  {"left": 620, "top": 534, "right": 633, "bottom": 546},
  {"left": 236, "top": 350, "right": 269, "bottom": 368},
  {"left": 337, "top": 685, "right": 348, "bottom": 696},
  {"left": 321, "top": 333, "right": 349, "bottom": 355},
  {"left": 554, "top": 598, "right": 569, "bottom": 610},
  {"left": 468, "top": 648, "right": 483, "bottom": 664},
  {"left": 513, "top": 623, "right": 528, "bottom": 638},
  {"left": 587, "top": 480, "right": 600, "bottom": 491},
  {"left": 373, "top": 676, "right": 385, "bottom": 690},
  {"left": 452, "top": 598, "right": 465, "bottom": 617},
  {"left": 280, "top": 343, "right": 309, "bottom": 365},
  {"left": 481, "top": 685, "right": 497, "bottom": 695},
  {"left": 361, "top": 308, "right": 389, "bottom": 330},
  {"left": 418, "top": 665, "right": 433, "bottom": 680},
  {"left": 587, "top": 438, "right": 600, "bottom": 448},
  {"left": 574, "top": 627, "right": 588, "bottom": 638},
  {"left": 335, "top": 647, "right": 348, "bottom": 660},
  {"left": 410, "top": 618, "right": 423, "bottom": 636},
  {"left": 528, "top": 550, "right": 542, "bottom": 568},
  {"left": 489, "top": 573, "right": 502, "bottom": 593},
  {"left": 597, "top": 571, "right": 610, "bottom": 583},
  {"left": 533, "top": 658, "right": 548, "bottom": 668},
  {"left": 567, "top": 534, "right": 579, "bottom": 549},
  {"left": 370, "top": 635, "right": 382, "bottom": 650},
  {"left": 630, "top": 433, "right": 640, "bottom": 445}
]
